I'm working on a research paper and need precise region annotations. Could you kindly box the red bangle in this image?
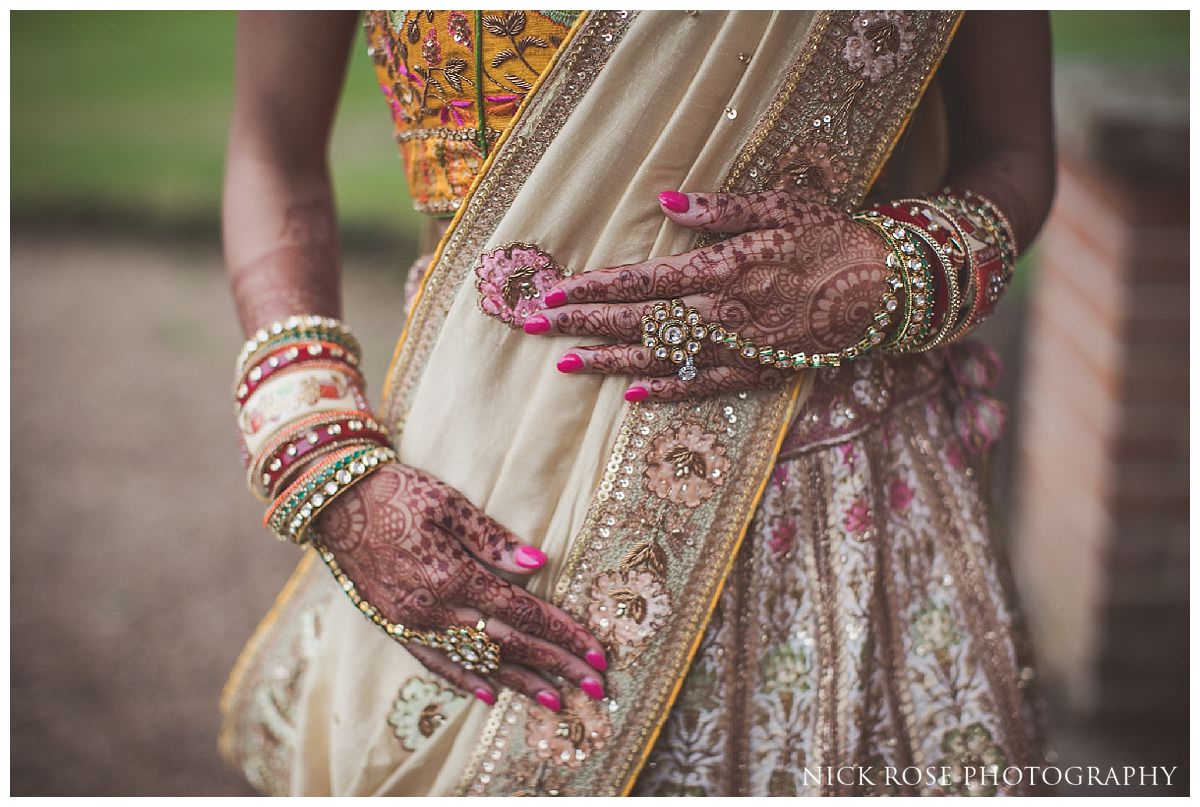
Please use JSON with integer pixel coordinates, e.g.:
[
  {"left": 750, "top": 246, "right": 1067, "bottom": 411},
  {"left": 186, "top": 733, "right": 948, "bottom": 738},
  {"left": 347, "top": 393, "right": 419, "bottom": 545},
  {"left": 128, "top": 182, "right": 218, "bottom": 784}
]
[
  {"left": 252, "top": 412, "right": 390, "bottom": 500},
  {"left": 235, "top": 340, "right": 360, "bottom": 407}
]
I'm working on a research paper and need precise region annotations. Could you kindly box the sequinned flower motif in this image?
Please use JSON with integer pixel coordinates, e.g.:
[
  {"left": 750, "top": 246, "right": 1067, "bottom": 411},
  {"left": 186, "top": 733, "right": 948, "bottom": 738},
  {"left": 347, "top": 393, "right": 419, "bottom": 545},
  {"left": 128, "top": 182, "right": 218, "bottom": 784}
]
[
  {"left": 936, "top": 722, "right": 1007, "bottom": 796},
  {"left": 586, "top": 569, "right": 671, "bottom": 650},
  {"left": 767, "top": 519, "right": 796, "bottom": 556},
  {"left": 763, "top": 641, "right": 813, "bottom": 693},
  {"left": 842, "top": 12, "right": 917, "bottom": 82},
  {"left": 911, "top": 603, "right": 960, "bottom": 655},
  {"left": 421, "top": 26, "right": 442, "bottom": 66},
  {"left": 524, "top": 688, "right": 612, "bottom": 768},
  {"left": 775, "top": 141, "right": 851, "bottom": 201},
  {"left": 447, "top": 10, "right": 472, "bottom": 48},
  {"left": 387, "top": 677, "right": 468, "bottom": 751},
  {"left": 644, "top": 422, "right": 730, "bottom": 508},
  {"left": 474, "top": 243, "right": 564, "bottom": 329},
  {"left": 888, "top": 475, "right": 914, "bottom": 512},
  {"left": 843, "top": 496, "right": 872, "bottom": 534}
]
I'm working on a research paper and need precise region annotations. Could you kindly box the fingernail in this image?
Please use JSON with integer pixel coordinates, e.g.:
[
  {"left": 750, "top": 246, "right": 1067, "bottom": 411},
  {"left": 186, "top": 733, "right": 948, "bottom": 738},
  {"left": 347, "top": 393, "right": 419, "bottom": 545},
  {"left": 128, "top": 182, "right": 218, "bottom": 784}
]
[
  {"left": 474, "top": 688, "right": 496, "bottom": 706},
  {"left": 624, "top": 385, "right": 648, "bottom": 402},
  {"left": 543, "top": 288, "right": 568, "bottom": 308},
  {"left": 556, "top": 353, "right": 584, "bottom": 373},
  {"left": 524, "top": 315, "right": 551, "bottom": 334},
  {"left": 585, "top": 650, "right": 608, "bottom": 671},
  {"left": 659, "top": 190, "right": 690, "bottom": 213},
  {"left": 514, "top": 545, "right": 547, "bottom": 569},
  {"left": 580, "top": 677, "right": 605, "bottom": 701},
  {"left": 536, "top": 690, "right": 562, "bottom": 711}
]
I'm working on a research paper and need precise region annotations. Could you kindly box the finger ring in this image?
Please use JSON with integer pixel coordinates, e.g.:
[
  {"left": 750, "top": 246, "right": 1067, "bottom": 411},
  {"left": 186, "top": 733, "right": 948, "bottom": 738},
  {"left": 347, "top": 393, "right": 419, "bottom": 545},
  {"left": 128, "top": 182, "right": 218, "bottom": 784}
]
[
  {"left": 430, "top": 623, "right": 501, "bottom": 674},
  {"left": 641, "top": 299, "right": 708, "bottom": 381}
]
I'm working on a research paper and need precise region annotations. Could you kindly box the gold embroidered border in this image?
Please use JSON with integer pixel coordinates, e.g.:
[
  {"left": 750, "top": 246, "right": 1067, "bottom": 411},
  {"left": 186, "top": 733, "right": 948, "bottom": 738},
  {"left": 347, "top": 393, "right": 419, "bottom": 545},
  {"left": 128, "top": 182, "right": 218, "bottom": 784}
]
[{"left": 452, "top": 11, "right": 964, "bottom": 797}]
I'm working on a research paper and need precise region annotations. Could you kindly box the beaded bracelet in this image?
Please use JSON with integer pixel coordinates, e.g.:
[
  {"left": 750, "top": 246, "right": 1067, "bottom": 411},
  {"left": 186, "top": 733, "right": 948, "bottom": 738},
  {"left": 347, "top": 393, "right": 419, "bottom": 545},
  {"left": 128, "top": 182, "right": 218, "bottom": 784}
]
[
  {"left": 249, "top": 410, "right": 388, "bottom": 500},
  {"left": 237, "top": 364, "right": 369, "bottom": 458},
  {"left": 311, "top": 541, "right": 501, "bottom": 674},
  {"left": 265, "top": 445, "right": 397, "bottom": 544},
  {"left": 236, "top": 315, "right": 362, "bottom": 378},
  {"left": 853, "top": 211, "right": 935, "bottom": 353},
  {"left": 235, "top": 340, "right": 361, "bottom": 407}
]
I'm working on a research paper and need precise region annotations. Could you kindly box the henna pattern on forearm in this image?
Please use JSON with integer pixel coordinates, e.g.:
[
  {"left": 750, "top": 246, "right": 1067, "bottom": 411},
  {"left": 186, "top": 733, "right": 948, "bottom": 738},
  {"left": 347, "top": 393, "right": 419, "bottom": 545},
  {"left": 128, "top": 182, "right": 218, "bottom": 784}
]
[{"left": 228, "top": 198, "right": 343, "bottom": 334}]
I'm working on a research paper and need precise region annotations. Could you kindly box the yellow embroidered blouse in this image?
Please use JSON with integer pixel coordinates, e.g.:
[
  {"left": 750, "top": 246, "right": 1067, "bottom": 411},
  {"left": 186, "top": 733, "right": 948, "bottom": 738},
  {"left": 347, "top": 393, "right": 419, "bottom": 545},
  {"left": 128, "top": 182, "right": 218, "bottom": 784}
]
[{"left": 363, "top": 11, "right": 577, "bottom": 215}]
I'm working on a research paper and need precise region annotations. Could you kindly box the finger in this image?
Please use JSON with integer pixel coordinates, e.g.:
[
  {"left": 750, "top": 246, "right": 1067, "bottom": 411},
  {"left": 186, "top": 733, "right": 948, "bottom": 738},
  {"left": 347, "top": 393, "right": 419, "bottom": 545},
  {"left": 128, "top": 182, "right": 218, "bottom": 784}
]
[
  {"left": 625, "top": 364, "right": 791, "bottom": 402},
  {"left": 526, "top": 302, "right": 648, "bottom": 341},
  {"left": 425, "top": 483, "right": 547, "bottom": 574},
  {"left": 558, "top": 342, "right": 726, "bottom": 378},
  {"left": 406, "top": 643, "right": 498, "bottom": 706},
  {"left": 658, "top": 189, "right": 800, "bottom": 233},
  {"left": 538, "top": 247, "right": 728, "bottom": 307},
  {"left": 449, "top": 608, "right": 605, "bottom": 700},
  {"left": 463, "top": 569, "right": 607, "bottom": 671},
  {"left": 491, "top": 664, "right": 565, "bottom": 712}
]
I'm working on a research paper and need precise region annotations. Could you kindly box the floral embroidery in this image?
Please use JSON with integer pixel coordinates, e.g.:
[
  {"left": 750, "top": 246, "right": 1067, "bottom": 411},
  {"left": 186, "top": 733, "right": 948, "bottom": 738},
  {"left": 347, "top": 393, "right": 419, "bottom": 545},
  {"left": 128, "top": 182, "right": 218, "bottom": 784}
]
[
  {"left": 474, "top": 242, "right": 565, "bottom": 328},
  {"left": 842, "top": 496, "right": 872, "bottom": 534},
  {"left": 524, "top": 688, "right": 612, "bottom": 768},
  {"left": 762, "top": 641, "right": 813, "bottom": 693},
  {"left": 936, "top": 723, "right": 1006, "bottom": 796},
  {"left": 767, "top": 518, "right": 796, "bottom": 556},
  {"left": 911, "top": 602, "right": 960, "bottom": 655},
  {"left": 774, "top": 141, "right": 850, "bottom": 200},
  {"left": 842, "top": 12, "right": 917, "bottom": 83},
  {"left": 586, "top": 569, "right": 671, "bottom": 650},
  {"left": 362, "top": 11, "right": 574, "bottom": 214},
  {"left": 888, "top": 475, "right": 914, "bottom": 512},
  {"left": 387, "top": 677, "right": 468, "bottom": 752},
  {"left": 643, "top": 422, "right": 730, "bottom": 508}
]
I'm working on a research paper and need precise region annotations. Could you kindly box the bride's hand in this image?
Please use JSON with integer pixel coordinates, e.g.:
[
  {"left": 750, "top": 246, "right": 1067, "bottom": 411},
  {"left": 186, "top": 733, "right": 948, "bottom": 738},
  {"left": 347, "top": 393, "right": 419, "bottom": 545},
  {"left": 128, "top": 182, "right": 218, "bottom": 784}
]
[
  {"left": 524, "top": 189, "right": 892, "bottom": 401},
  {"left": 315, "top": 462, "right": 607, "bottom": 709}
]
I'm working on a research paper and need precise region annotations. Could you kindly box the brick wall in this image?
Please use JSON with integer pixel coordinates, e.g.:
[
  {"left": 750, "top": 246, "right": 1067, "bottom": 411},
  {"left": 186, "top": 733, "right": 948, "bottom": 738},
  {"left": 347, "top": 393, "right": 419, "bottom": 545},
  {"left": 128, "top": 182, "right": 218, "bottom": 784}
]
[{"left": 1012, "top": 151, "right": 1188, "bottom": 727}]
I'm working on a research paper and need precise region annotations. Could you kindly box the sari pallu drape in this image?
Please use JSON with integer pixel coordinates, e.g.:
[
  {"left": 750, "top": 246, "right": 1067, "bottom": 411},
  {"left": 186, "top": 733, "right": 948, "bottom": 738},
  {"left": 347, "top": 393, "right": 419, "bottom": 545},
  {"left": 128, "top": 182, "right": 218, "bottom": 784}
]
[{"left": 220, "top": 11, "right": 964, "bottom": 795}]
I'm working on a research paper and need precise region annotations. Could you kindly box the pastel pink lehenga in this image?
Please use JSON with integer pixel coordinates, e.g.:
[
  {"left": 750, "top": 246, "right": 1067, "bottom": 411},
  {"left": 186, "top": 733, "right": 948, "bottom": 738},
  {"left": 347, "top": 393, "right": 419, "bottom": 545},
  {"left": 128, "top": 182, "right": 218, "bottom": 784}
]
[{"left": 220, "top": 11, "right": 1050, "bottom": 796}]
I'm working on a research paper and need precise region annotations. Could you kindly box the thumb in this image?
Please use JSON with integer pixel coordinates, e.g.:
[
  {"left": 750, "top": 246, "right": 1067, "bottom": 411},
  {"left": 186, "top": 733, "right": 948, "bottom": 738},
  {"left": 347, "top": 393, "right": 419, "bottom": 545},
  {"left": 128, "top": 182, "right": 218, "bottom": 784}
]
[{"left": 657, "top": 189, "right": 797, "bottom": 233}]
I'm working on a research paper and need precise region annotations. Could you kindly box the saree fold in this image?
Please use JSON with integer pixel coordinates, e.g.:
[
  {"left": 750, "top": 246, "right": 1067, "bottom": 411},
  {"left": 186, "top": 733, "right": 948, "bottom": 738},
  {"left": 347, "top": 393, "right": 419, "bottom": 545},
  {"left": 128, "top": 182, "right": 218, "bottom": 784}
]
[{"left": 219, "top": 11, "right": 982, "bottom": 796}]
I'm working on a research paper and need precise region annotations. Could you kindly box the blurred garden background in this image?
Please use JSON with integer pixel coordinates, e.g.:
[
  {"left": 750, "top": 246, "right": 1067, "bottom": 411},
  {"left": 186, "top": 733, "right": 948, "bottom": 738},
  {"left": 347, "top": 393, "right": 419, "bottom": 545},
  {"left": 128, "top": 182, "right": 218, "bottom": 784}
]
[{"left": 10, "top": 11, "right": 1190, "bottom": 796}]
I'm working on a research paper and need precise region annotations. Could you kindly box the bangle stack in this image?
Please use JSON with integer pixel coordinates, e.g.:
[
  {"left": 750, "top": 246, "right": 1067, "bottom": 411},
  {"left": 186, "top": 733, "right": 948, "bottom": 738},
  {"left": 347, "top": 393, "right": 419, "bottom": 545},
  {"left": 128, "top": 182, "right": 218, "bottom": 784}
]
[{"left": 231, "top": 314, "right": 396, "bottom": 544}]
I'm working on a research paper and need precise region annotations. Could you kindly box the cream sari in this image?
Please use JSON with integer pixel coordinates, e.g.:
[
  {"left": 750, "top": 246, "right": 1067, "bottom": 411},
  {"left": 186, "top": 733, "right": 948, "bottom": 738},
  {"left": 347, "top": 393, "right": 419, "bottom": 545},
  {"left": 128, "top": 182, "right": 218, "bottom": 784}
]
[{"left": 220, "top": 11, "right": 1044, "bottom": 796}]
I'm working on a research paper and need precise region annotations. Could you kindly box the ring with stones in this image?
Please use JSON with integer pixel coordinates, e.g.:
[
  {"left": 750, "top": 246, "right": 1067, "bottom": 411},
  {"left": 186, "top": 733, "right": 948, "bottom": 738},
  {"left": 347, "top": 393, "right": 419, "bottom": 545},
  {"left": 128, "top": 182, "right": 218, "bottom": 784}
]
[
  {"left": 640, "top": 299, "right": 709, "bottom": 382},
  {"left": 429, "top": 620, "right": 501, "bottom": 674}
]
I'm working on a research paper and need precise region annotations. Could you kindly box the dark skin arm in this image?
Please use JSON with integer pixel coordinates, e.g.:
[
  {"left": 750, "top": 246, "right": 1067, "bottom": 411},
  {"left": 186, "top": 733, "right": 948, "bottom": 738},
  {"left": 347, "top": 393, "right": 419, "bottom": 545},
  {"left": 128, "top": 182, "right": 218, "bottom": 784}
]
[
  {"left": 527, "top": 11, "right": 1057, "bottom": 399},
  {"left": 223, "top": 12, "right": 607, "bottom": 708}
]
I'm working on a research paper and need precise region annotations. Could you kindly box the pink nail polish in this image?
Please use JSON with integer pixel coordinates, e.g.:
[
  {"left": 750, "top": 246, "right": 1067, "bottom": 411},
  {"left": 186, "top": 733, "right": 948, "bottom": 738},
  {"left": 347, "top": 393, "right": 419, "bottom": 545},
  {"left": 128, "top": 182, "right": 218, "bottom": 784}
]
[
  {"left": 543, "top": 288, "right": 568, "bottom": 308},
  {"left": 624, "top": 385, "right": 648, "bottom": 402},
  {"left": 585, "top": 650, "right": 608, "bottom": 672},
  {"left": 514, "top": 545, "right": 547, "bottom": 569},
  {"left": 524, "top": 315, "right": 551, "bottom": 334},
  {"left": 659, "top": 190, "right": 690, "bottom": 213},
  {"left": 557, "top": 353, "right": 584, "bottom": 373},
  {"left": 474, "top": 688, "right": 496, "bottom": 706},
  {"left": 580, "top": 678, "right": 605, "bottom": 701},
  {"left": 536, "top": 691, "right": 562, "bottom": 711}
]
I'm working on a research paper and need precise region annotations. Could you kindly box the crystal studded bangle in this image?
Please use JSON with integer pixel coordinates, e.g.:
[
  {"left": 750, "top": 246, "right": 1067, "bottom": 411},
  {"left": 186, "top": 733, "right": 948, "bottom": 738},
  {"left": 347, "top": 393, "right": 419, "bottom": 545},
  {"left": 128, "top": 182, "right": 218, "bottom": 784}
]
[
  {"left": 236, "top": 315, "right": 362, "bottom": 379},
  {"left": 248, "top": 410, "right": 390, "bottom": 501},
  {"left": 235, "top": 339, "right": 361, "bottom": 408},
  {"left": 264, "top": 445, "right": 397, "bottom": 544}
]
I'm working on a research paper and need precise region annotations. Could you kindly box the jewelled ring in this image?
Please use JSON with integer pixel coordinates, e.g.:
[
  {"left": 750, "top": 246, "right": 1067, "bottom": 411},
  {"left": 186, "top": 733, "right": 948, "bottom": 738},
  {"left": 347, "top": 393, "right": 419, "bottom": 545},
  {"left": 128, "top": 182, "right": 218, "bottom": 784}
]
[
  {"left": 430, "top": 622, "right": 501, "bottom": 674},
  {"left": 640, "top": 299, "right": 709, "bottom": 382}
]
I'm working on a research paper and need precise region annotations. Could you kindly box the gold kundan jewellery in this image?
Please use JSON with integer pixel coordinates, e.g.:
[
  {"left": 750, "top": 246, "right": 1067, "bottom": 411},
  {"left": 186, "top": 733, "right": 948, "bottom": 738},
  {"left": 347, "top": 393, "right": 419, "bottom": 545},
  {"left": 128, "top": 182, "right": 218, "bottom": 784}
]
[
  {"left": 231, "top": 315, "right": 500, "bottom": 676},
  {"left": 639, "top": 189, "right": 1016, "bottom": 380}
]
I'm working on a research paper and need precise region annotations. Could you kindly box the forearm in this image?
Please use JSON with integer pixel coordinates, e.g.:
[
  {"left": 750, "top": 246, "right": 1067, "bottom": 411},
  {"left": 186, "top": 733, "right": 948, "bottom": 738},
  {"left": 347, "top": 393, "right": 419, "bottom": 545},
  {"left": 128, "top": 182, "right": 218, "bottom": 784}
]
[
  {"left": 221, "top": 11, "right": 358, "bottom": 336},
  {"left": 945, "top": 143, "right": 1055, "bottom": 256}
]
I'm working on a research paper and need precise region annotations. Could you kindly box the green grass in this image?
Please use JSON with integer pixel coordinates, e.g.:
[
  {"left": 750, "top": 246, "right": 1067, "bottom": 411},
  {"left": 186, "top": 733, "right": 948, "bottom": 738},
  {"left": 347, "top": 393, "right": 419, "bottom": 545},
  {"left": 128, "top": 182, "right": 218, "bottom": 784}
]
[
  {"left": 11, "top": 10, "right": 421, "bottom": 234},
  {"left": 10, "top": 11, "right": 1188, "bottom": 237}
]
